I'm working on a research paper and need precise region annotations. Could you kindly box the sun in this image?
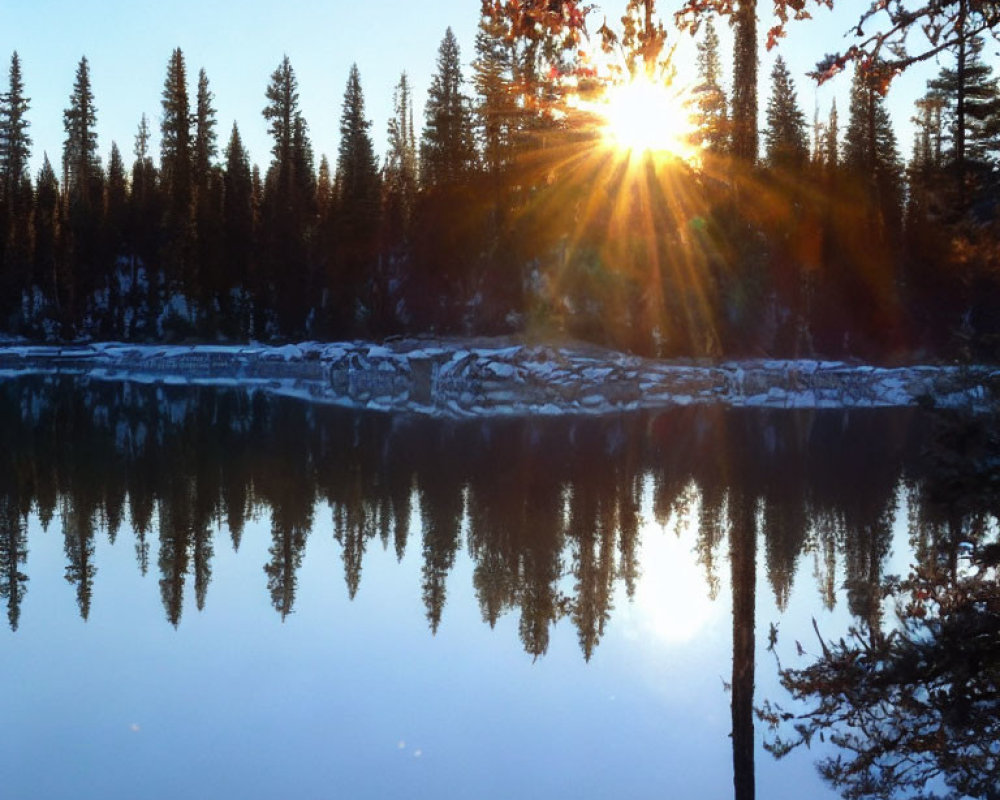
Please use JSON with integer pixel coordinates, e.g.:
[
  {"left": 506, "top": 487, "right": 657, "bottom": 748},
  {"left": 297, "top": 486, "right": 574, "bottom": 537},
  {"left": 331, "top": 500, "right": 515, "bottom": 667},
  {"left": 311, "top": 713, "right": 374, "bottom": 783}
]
[
  {"left": 599, "top": 75, "right": 700, "bottom": 163},
  {"left": 627, "top": 511, "right": 720, "bottom": 645}
]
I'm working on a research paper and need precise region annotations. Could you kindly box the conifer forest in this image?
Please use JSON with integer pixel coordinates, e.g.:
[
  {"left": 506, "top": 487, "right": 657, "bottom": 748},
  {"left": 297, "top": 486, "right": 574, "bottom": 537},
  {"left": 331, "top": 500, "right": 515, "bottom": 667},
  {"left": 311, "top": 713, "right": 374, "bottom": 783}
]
[{"left": 0, "top": 1, "right": 998, "bottom": 359}]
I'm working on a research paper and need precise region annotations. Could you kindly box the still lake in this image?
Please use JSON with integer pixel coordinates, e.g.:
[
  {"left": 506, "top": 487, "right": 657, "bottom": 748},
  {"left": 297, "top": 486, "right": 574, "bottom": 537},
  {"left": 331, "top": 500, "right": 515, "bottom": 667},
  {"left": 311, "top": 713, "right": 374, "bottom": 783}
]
[{"left": 1, "top": 375, "right": 996, "bottom": 799}]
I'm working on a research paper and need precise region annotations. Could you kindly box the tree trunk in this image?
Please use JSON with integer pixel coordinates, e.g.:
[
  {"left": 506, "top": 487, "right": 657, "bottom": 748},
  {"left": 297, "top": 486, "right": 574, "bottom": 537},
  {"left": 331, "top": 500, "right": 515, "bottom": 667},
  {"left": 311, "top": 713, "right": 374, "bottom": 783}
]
[{"left": 731, "top": 0, "right": 758, "bottom": 164}]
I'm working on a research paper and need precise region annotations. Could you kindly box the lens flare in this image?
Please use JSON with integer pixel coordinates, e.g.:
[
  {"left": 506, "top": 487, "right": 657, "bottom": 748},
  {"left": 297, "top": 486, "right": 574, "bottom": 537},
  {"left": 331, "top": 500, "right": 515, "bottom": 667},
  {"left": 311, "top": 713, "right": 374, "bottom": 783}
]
[{"left": 600, "top": 76, "right": 699, "bottom": 163}]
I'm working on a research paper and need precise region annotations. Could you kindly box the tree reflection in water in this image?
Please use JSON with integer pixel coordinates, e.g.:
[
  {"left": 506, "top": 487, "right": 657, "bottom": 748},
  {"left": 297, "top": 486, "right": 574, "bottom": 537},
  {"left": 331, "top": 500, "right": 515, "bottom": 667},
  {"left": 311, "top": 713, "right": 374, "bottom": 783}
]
[
  {"left": 760, "top": 406, "right": 1000, "bottom": 800},
  {"left": 0, "top": 376, "right": 997, "bottom": 799}
]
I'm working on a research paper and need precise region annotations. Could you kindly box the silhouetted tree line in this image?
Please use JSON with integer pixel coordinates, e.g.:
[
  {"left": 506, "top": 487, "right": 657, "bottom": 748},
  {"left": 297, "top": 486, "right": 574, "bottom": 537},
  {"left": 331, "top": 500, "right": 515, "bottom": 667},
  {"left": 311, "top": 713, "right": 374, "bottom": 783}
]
[
  {"left": 1, "top": 376, "right": 990, "bottom": 658},
  {"left": 0, "top": 7, "right": 997, "bottom": 356}
]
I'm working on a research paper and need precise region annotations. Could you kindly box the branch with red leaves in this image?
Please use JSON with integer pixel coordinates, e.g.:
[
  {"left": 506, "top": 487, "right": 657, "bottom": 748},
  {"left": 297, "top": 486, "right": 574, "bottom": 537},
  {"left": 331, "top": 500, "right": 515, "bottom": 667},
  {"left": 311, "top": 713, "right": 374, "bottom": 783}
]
[{"left": 675, "top": 0, "right": 1000, "bottom": 90}]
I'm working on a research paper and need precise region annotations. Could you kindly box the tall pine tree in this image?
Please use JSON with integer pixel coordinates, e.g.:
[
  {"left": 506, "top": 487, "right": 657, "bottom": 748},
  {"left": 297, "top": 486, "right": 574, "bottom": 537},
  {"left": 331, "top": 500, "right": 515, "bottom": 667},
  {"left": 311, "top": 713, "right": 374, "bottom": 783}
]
[
  {"left": 62, "top": 55, "right": 103, "bottom": 331},
  {"left": 473, "top": 14, "right": 517, "bottom": 178},
  {"left": 335, "top": 63, "right": 380, "bottom": 333},
  {"left": 0, "top": 52, "right": 33, "bottom": 323},
  {"left": 764, "top": 56, "right": 808, "bottom": 169},
  {"left": 193, "top": 67, "right": 223, "bottom": 324},
  {"left": 160, "top": 47, "right": 194, "bottom": 297},
  {"left": 261, "top": 56, "right": 315, "bottom": 335},
  {"left": 421, "top": 28, "right": 477, "bottom": 188},
  {"left": 693, "top": 17, "right": 728, "bottom": 153},
  {"left": 222, "top": 122, "right": 254, "bottom": 337}
]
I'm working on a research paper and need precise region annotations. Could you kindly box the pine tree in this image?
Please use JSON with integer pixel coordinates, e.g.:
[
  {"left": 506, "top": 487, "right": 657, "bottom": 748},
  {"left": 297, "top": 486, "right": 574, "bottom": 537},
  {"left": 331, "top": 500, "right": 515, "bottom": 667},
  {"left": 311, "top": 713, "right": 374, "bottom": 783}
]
[
  {"left": 0, "top": 52, "right": 31, "bottom": 200},
  {"left": 823, "top": 99, "right": 839, "bottom": 170},
  {"left": 764, "top": 56, "right": 808, "bottom": 169},
  {"left": 104, "top": 141, "right": 128, "bottom": 335},
  {"left": 62, "top": 56, "right": 99, "bottom": 200},
  {"left": 384, "top": 72, "right": 418, "bottom": 236},
  {"left": 335, "top": 63, "right": 381, "bottom": 332},
  {"left": 105, "top": 143, "right": 127, "bottom": 257},
  {"left": 129, "top": 114, "right": 160, "bottom": 301},
  {"left": 222, "top": 122, "right": 254, "bottom": 335},
  {"left": 260, "top": 56, "right": 315, "bottom": 335},
  {"left": 843, "top": 63, "right": 903, "bottom": 216},
  {"left": 34, "top": 155, "right": 60, "bottom": 311},
  {"left": 473, "top": 14, "right": 517, "bottom": 177},
  {"left": 421, "top": 28, "right": 477, "bottom": 188},
  {"left": 193, "top": 68, "right": 223, "bottom": 324},
  {"left": 62, "top": 55, "right": 104, "bottom": 330},
  {"left": 693, "top": 17, "right": 728, "bottom": 153},
  {"left": 160, "top": 47, "right": 194, "bottom": 294},
  {"left": 0, "top": 52, "right": 33, "bottom": 324},
  {"left": 928, "top": 35, "right": 1000, "bottom": 170},
  {"left": 193, "top": 68, "right": 217, "bottom": 194}
]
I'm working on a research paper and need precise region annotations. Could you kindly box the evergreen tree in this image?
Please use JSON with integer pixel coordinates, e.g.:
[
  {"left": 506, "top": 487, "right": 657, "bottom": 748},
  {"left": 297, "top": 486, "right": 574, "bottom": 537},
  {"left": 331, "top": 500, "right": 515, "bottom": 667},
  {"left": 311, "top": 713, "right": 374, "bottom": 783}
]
[
  {"left": 473, "top": 14, "right": 517, "bottom": 177},
  {"left": 160, "top": 47, "right": 194, "bottom": 295},
  {"left": 764, "top": 56, "right": 808, "bottom": 169},
  {"left": 384, "top": 72, "right": 418, "bottom": 225},
  {"left": 843, "top": 63, "right": 904, "bottom": 225},
  {"left": 62, "top": 56, "right": 100, "bottom": 199},
  {"left": 383, "top": 72, "right": 418, "bottom": 266},
  {"left": 421, "top": 28, "right": 477, "bottom": 188},
  {"left": 222, "top": 122, "right": 254, "bottom": 336},
  {"left": 33, "top": 155, "right": 60, "bottom": 316},
  {"left": 97, "top": 141, "right": 127, "bottom": 336},
  {"left": 0, "top": 52, "right": 31, "bottom": 200},
  {"left": 129, "top": 113, "right": 161, "bottom": 326},
  {"left": 928, "top": 35, "right": 1000, "bottom": 172},
  {"left": 193, "top": 68, "right": 217, "bottom": 194},
  {"left": 693, "top": 17, "right": 728, "bottom": 153},
  {"left": 193, "top": 68, "right": 223, "bottom": 325},
  {"left": 0, "top": 52, "right": 33, "bottom": 324},
  {"left": 260, "top": 56, "right": 315, "bottom": 335},
  {"left": 62, "top": 56, "right": 104, "bottom": 331},
  {"left": 0, "top": 498, "right": 28, "bottom": 631},
  {"left": 334, "top": 63, "right": 381, "bottom": 332},
  {"left": 823, "top": 99, "right": 839, "bottom": 170}
]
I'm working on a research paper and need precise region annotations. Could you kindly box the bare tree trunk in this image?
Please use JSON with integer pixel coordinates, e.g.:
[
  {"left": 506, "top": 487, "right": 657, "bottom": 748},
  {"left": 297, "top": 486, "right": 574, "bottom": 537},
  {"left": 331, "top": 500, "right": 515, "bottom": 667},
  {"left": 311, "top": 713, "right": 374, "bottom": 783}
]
[{"left": 731, "top": 0, "right": 758, "bottom": 164}]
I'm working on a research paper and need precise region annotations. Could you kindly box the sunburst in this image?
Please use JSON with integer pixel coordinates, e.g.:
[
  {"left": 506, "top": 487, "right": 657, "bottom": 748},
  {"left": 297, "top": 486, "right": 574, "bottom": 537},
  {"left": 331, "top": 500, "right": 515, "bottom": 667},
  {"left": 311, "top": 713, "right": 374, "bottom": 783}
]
[{"left": 599, "top": 75, "right": 700, "bottom": 164}]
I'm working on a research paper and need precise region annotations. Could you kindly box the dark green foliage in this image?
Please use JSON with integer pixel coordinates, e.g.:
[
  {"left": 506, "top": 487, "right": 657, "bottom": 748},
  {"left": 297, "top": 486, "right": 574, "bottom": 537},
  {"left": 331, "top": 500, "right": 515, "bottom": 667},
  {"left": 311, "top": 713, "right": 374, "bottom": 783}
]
[
  {"left": 0, "top": 52, "right": 31, "bottom": 198},
  {"left": 62, "top": 56, "right": 105, "bottom": 333},
  {"left": 420, "top": 28, "right": 477, "bottom": 188},
  {"left": 222, "top": 123, "right": 254, "bottom": 337},
  {"left": 260, "top": 55, "right": 316, "bottom": 336},
  {"left": 193, "top": 69, "right": 224, "bottom": 332},
  {"left": 0, "top": 25, "right": 995, "bottom": 358},
  {"left": 764, "top": 56, "right": 808, "bottom": 169},
  {"left": 473, "top": 14, "right": 517, "bottom": 178},
  {"left": 32, "top": 155, "right": 59, "bottom": 324},
  {"left": 62, "top": 56, "right": 99, "bottom": 199},
  {"left": 693, "top": 16, "right": 728, "bottom": 153},
  {"left": 333, "top": 63, "right": 380, "bottom": 334},
  {"left": 160, "top": 47, "right": 194, "bottom": 295}
]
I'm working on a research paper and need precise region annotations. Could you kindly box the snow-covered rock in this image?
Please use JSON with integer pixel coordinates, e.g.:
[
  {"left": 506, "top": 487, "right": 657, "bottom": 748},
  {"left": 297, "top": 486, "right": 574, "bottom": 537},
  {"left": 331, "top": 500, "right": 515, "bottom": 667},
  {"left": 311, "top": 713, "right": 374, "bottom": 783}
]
[{"left": 0, "top": 338, "right": 995, "bottom": 418}]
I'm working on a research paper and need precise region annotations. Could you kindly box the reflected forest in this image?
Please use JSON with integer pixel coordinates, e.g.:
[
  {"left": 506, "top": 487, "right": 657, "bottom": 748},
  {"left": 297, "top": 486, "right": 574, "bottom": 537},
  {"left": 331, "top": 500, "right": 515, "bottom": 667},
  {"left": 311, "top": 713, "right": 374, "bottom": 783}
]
[
  {"left": 2, "top": 379, "right": 999, "bottom": 798},
  {"left": 0, "top": 377, "right": 992, "bottom": 639}
]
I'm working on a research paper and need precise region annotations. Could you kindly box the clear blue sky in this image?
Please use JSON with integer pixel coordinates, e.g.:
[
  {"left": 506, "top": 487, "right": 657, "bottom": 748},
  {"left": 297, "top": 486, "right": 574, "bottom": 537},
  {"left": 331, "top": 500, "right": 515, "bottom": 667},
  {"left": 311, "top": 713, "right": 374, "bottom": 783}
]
[{"left": 0, "top": 1, "right": 954, "bottom": 178}]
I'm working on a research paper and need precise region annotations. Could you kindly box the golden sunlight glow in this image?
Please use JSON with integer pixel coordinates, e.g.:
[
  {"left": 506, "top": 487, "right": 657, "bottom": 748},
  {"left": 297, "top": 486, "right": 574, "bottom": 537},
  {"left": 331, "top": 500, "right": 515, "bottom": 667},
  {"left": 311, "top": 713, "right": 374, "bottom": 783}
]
[
  {"left": 599, "top": 76, "right": 699, "bottom": 163},
  {"left": 629, "top": 510, "right": 718, "bottom": 644}
]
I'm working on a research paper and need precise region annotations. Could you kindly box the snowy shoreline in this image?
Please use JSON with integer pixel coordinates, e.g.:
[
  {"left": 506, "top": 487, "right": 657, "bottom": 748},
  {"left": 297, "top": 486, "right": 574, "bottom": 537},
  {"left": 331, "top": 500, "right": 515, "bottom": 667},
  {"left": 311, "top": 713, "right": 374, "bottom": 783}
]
[{"left": 0, "top": 338, "right": 996, "bottom": 417}]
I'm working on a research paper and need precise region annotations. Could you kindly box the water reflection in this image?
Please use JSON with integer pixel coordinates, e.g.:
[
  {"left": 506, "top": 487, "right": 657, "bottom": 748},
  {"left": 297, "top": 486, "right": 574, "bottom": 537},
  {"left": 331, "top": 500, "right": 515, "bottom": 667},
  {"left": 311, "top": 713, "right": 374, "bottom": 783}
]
[
  {"left": 0, "top": 375, "right": 996, "bottom": 799},
  {"left": 761, "top": 408, "right": 1000, "bottom": 800}
]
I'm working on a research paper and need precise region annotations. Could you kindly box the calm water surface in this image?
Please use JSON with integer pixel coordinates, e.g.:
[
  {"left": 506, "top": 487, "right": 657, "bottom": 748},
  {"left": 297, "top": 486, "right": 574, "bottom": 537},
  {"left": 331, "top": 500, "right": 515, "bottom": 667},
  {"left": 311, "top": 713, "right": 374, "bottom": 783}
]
[{"left": 0, "top": 376, "right": 996, "bottom": 799}]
